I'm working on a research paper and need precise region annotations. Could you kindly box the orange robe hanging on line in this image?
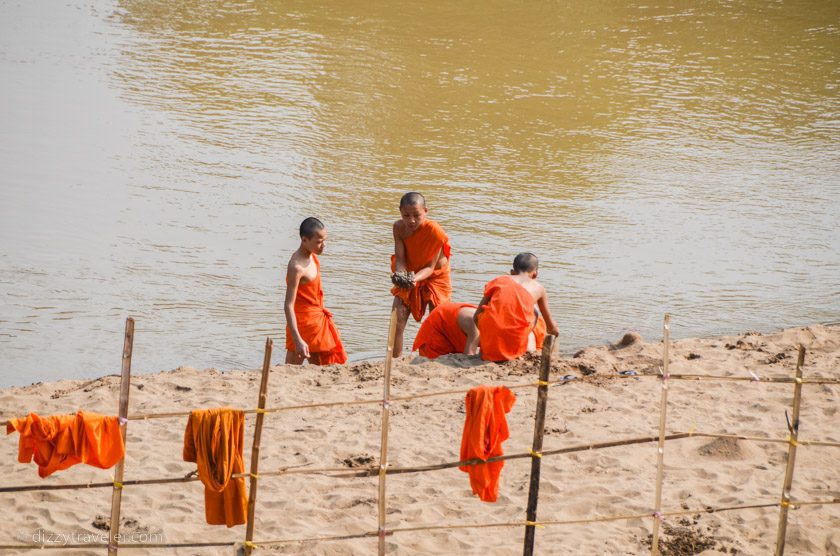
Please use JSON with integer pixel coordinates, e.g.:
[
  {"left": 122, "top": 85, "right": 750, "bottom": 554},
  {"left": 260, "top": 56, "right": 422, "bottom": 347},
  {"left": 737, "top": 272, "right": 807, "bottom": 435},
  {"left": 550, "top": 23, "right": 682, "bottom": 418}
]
[
  {"left": 412, "top": 302, "right": 477, "bottom": 359},
  {"left": 459, "top": 385, "right": 516, "bottom": 502},
  {"left": 183, "top": 408, "right": 247, "bottom": 527},
  {"left": 476, "top": 276, "right": 538, "bottom": 362},
  {"left": 6, "top": 411, "right": 125, "bottom": 478},
  {"left": 391, "top": 219, "right": 452, "bottom": 321},
  {"left": 285, "top": 254, "right": 348, "bottom": 365}
]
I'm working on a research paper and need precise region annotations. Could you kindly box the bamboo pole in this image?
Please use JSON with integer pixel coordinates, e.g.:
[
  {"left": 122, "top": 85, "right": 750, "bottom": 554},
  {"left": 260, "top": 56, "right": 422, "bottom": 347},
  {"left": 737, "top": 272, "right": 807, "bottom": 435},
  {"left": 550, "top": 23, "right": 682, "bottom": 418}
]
[
  {"left": 108, "top": 317, "right": 134, "bottom": 556},
  {"left": 243, "top": 338, "right": 273, "bottom": 556},
  {"left": 650, "top": 314, "right": 670, "bottom": 556},
  {"left": 378, "top": 309, "right": 398, "bottom": 555},
  {"left": 523, "top": 334, "right": 556, "bottom": 556},
  {"left": 774, "top": 344, "right": 806, "bottom": 556}
]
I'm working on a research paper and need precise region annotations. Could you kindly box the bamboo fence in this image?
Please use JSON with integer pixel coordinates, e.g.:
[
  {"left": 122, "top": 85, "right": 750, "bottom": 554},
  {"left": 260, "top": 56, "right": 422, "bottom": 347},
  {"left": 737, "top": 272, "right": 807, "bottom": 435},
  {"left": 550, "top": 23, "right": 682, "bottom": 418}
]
[{"left": 0, "top": 316, "right": 837, "bottom": 555}]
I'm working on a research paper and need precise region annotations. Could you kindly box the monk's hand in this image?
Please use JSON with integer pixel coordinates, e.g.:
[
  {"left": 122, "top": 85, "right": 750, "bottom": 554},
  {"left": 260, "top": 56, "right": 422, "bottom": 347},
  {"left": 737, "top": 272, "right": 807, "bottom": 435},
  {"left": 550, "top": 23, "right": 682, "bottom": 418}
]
[
  {"left": 391, "top": 271, "right": 414, "bottom": 289},
  {"left": 295, "top": 339, "right": 311, "bottom": 358}
]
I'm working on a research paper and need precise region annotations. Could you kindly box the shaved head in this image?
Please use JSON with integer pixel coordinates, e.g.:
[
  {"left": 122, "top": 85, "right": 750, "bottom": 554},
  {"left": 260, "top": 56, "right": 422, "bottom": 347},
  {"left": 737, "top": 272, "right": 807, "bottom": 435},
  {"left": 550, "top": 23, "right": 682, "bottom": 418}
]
[
  {"left": 299, "top": 217, "right": 325, "bottom": 238},
  {"left": 399, "top": 192, "right": 426, "bottom": 208},
  {"left": 513, "top": 252, "right": 539, "bottom": 273}
]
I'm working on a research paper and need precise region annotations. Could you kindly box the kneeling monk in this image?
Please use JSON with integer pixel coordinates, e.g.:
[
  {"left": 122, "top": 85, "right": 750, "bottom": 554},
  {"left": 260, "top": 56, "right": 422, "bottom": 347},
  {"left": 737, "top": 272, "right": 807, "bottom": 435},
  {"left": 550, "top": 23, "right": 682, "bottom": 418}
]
[
  {"left": 284, "top": 217, "right": 348, "bottom": 365},
  {"left": 474, "top": 253, "right": 560, "bottom": 362},
  {"left": 412, "top": 302, "right": 479, "bottom": 359}
]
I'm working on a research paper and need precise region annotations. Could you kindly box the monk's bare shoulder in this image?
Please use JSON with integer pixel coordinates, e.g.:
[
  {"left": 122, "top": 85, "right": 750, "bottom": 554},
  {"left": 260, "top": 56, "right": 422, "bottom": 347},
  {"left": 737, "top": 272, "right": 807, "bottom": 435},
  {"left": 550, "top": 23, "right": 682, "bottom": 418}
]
[
  {"left": 393, "top": 220, "right": 410, "bottom": 240},
  {"left": 286, "top": 252, "right": 306, "bottom": 276},
  {"left": 532, "top": 280, "right": 547, "bottom": 300}
]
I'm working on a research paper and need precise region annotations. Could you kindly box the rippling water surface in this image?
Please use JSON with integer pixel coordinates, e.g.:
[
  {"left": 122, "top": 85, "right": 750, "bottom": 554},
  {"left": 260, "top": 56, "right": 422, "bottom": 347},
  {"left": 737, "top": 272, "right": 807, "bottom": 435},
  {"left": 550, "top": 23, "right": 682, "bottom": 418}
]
[{"left": 1, "top": 1, "right": 838, "bottom": 386}]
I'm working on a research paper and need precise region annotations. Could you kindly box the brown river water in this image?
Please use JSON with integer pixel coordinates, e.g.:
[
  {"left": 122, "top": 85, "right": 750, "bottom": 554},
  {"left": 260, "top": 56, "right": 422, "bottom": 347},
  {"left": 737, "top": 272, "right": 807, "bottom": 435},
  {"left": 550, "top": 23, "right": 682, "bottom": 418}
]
[{"left": 1, "top": 1, "right": 838, "bottom": 386}]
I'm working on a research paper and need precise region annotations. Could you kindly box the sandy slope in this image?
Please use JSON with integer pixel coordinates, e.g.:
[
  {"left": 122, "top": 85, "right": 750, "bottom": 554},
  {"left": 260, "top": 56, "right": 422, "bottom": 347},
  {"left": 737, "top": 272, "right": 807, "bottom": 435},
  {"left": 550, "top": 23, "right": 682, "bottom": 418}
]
[{"left": 1, "top": 324, "right": 838, "bottom": 555}]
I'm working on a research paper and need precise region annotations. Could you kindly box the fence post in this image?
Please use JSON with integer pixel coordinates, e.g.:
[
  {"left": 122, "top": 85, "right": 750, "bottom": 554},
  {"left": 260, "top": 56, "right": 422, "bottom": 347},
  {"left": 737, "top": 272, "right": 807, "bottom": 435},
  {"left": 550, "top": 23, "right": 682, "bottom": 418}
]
[
  {"left": 243, "top": 338, "right": 273, "bottom": 556},
  {"left": 774, "top": 344, "right": 806, "bottom": 555},
  {"left": 650, "top": 314, "right": 671, "bottom": 555},
  {"left": 523, "top": 334, "right": 557, "bottom": 556},
  {"left": 108, "top": 317, "right": 134, "bottom": 556},
  {"left": 378, "top": 309, "right": 398, "bottom": 555}
]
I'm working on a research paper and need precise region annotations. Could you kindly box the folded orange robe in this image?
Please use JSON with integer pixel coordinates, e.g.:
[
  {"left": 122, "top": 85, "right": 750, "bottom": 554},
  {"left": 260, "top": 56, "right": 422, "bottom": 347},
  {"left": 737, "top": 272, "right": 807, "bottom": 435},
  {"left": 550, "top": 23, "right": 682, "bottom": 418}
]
[
  {"left": 285, "top": 254, "right": 348, "bottom": 365},
  {"left": 391, "top": 219, "right": 452, "bottom": 321},
  {"left": 412, "top": 302, "right": 476, "bottom": 358},
  {"left": 183, "top": 408, "right": 247, "bottom": 527},
  {"left": 6, "top": 411, "right": 124, "bottom": 478},
  {"left": 477, "top": 276, "right": 539, "bottom": 361},
  {"left": 459, "top": 385, "right": 516, "bottom": 502}
]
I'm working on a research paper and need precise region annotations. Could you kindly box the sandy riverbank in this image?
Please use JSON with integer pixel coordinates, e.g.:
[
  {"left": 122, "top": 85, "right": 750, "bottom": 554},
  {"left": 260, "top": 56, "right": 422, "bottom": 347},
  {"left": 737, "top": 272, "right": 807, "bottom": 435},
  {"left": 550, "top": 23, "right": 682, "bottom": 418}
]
[{"left": 1, "top": 324, "right": 838, "bottom": 555}]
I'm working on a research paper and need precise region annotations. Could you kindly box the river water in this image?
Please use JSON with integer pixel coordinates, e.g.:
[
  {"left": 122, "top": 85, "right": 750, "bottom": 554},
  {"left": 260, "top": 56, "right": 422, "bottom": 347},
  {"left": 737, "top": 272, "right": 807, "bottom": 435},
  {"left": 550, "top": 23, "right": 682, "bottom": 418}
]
[{"left": 1, "top": 1, "right": 838, "bottom": 386}]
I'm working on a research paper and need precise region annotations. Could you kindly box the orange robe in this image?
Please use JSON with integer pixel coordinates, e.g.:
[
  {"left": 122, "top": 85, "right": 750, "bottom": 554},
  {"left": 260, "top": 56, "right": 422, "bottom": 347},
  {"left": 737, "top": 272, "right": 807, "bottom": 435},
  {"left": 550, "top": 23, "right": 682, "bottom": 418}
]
[
  {"left": 412, "top": 302, "right": 476, "bottom": 358},
  {"left": 476, "top": 276, "right": 539, "bottom": 362},
  {"left": 183, "top": 408, "right": 247, "bottom": 527},
  {"left": 6, "top": 411, "right": 124, "bottom": 478},
  {"left": 391, "top": 219, "right": 452, "bottom": 321},
  {"left": 285, "top": 254, "right": 348, "bottom": 365},
  {"left": 534, "top": 315, "right": 547, "bottom": 351},
  {"left": 459, "top": 385, "right": 516, "bottom": 502}
]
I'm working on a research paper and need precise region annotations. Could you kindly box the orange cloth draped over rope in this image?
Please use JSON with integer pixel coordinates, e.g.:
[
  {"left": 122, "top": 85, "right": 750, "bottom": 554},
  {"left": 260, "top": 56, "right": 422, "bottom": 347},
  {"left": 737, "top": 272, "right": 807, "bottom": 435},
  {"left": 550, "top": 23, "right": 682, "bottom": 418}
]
[
  {"left": 476, "top": 276, "right": 537, "bottom": 361},
  {"left": 412, "top": 302, "right": 476, "bottom": 358},
  {"left": 459, "top": 385, "right": 516, "bottom": 502},
  {"left": 6, "top": 411, "right": 124, "bottom": 478},
  {"left": 391, "top": 219, "right": 452, "bottom": 321},
  {"left": 285, "top": 254, "right": 348, "bottom": 365},
  {"left": 183, "top": 408, "right": 247, "bottom": 527}
]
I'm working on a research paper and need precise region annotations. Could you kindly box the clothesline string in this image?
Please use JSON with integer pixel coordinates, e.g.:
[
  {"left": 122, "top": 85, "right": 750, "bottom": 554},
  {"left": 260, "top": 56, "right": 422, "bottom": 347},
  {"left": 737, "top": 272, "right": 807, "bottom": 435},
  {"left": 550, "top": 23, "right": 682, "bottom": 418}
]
[
  {"left": 5, "top": 369, "right": 834, "bottom": 427},
  {"left": 1, "top": 497, "right": 837, "bottom": 551},
  {"left": 3, "top": 430, "right": 838, "bottom": 494}
]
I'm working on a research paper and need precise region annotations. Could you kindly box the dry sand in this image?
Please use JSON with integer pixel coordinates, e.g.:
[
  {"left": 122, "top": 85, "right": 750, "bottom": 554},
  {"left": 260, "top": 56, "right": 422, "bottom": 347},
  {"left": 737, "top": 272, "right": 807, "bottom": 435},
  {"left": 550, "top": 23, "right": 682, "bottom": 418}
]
[{"left": 1, "top": 324, "right": 838, "bottom": 555}]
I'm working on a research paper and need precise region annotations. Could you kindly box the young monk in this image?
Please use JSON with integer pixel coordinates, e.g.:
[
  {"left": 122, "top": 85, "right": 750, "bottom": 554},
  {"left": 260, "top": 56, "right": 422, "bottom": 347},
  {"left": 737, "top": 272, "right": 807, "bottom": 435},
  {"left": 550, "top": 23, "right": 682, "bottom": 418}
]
[
  {"left": 391, "top": 192, "right": 452, "bottom": 356},
  {"left": 473, "top": 253, "right": 560, "bottom": 362},
  {"left": 412, "top": 302, "right": 479, "bottom": 359},
  {"left": 284, "top": 217, "right": 348, "bottom": 365}
]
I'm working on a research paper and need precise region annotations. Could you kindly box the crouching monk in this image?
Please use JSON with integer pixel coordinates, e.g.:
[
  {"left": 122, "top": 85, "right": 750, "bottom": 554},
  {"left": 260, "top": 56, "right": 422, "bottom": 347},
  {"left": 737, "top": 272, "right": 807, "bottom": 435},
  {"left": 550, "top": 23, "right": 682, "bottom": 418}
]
[
  {"left": 413, "top": 302, "right": 479, "bottom": 359},
  {"left": 284, "top": 217, "right": 348, "bottom": 365},
  {"left": 474, "top": 253, "right": 560, "bottom": 362}
]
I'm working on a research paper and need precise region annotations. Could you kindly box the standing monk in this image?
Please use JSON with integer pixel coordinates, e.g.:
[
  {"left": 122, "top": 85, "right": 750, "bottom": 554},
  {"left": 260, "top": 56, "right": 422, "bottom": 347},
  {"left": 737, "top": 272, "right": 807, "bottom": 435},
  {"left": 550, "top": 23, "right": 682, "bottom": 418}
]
[
  {"left": 473, "top": 253, "right": 560, "bottom": 362},
  {"left": 391, "top": 192, "right": 452, "bottom": 357},
  {"left": 284, "top": 217, "right": 347, "bottom": 365}
]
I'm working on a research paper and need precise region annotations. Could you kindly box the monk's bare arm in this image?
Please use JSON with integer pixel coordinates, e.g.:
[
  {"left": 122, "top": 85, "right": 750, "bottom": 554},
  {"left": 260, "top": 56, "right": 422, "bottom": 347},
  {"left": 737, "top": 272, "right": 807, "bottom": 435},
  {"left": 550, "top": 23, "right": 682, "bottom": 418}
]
[
  {"left": 284, "top": 261, "right": 310, "bottom": 357},
  {"left": 473, "top": 295, "right": 490, "bottom": 325},
  {"left": 460, "top": 309, "right": 480, "bottom": 355},
  {"left": 393, "top": 221, "right": 407, "bottom": 273},
  {"left": 411, "top": 247, "right": 443, "bottom": 283},
  {"left": 536, "top": 289, "right": 560, "bottom": 336}
]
